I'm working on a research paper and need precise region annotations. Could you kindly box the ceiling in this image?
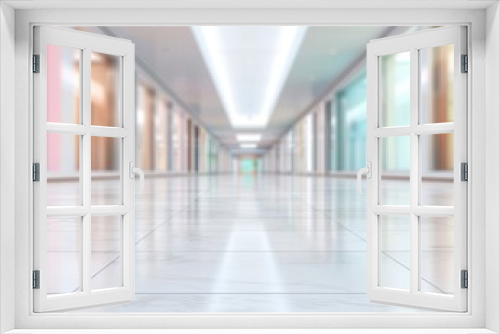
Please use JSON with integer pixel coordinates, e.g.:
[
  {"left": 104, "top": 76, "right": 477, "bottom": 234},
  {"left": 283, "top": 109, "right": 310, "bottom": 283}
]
[
  {"left": 80, "top": 25, "right": 406, "bottom": 154},
  {"left": 265, "top": 26, "right": 394, "bottom": 140}
]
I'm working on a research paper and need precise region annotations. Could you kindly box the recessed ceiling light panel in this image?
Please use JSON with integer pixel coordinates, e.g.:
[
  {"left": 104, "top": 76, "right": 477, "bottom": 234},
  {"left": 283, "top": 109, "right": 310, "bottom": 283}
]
[
  {"left": 236, "top": 134, "right": 262, "bottom": 142},
  {"left": 240, "top": 143, "right": 257, "bottom": 148},
  {"left": 193, "top": 26, "right": 307, "bottom": 128}
]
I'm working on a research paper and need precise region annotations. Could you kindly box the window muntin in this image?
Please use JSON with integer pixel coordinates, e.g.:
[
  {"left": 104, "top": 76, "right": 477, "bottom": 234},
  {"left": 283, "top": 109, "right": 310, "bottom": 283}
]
[
  {"left": 33, "top": 26, "right": 136, "bottom": 312},
  {"left": 366, "top": 26, "right": 467, "bottom": 312}
]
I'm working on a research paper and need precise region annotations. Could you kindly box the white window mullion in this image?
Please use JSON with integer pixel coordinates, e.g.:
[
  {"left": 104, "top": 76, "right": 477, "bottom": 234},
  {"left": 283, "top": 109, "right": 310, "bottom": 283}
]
[
  {"left": 366, "top": 49, "right": 379, "bottom": 298},
  {"left": 413, "top": 122, "right": 454, "bottom": 135},
  {"left": 82, "top": 47, "right": 92, "bottom": 295},
  {"left": 373, "top": 206, "right": 455, "bottom": 216},
  {"left": 122, "top": 47, "right": 135, "bottom": 296},
  {"left": 91, "top": 205, "right": 128, "bottom": 215},
  {"left": 90, "top": 126, "right": 129, "bottom": 138},
  {"left": 46, "top": 205, "right": 129, "bottom": 217},
  {"left": 45, "top": 123, "right": 130, "bottom": 138},
  {"left": 373, "top": 126, "right": 411, "bottom": 137},
  {"left": 373, "top": 123, "right": 454, "bottom": 138},
  {"left": 413, "top": 206, "right": 454, "bottom": 216},
  {"left": 77, "top": 48, "right": 85, "bottom": 295},
  {"left": 410, "top": 47, "right": 419, "bottom": 294},
  {"left": 46, "top": 206, "right": 88, "bottom": 216},
  {"left": 78, "top": 47, "right": 85, "bottom": 209},
  {"left": 46, "top": 123, "right": 88, "bottom": 135}
]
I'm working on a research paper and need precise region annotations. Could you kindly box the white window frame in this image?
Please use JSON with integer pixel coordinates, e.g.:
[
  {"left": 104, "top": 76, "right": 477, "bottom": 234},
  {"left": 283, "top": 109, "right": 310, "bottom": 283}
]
[
  {"left": 1, "top": 2, "right": 497, "bottom": 333},
  {"left": 33, "top": 26, "right": 136, "bottom": 312},
  {"left": 366, "top": 26, "right": 467, "bottom": 312}
]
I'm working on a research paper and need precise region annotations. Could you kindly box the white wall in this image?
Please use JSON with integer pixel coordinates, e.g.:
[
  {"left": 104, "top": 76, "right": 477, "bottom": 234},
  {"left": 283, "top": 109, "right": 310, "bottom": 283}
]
[{"left": 0, "top": 2, "right": 16, "bottom": 333}]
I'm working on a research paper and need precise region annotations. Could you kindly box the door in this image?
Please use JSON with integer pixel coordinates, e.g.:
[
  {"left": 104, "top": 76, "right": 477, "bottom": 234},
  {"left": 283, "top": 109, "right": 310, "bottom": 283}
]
[
  {"left": 33, "top": 26, "right": 141, "bottom": 312},
  {"left": 363, "top": 26, "right": 467, "bottom": 312}
]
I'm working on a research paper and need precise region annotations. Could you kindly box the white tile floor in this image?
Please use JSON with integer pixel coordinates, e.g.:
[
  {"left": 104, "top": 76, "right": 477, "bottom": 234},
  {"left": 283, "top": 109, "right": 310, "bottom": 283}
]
[{"left": 60, "top": 173, "right": 454, "bottom": 313}]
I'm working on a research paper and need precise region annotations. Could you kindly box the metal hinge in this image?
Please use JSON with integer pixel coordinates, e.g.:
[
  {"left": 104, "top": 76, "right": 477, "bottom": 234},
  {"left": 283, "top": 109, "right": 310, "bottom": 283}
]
[
  {"left": 461, "top": 270, "right": 468, "bottom": 289},
  {"left": 461, "top": 54, "right": 468, "bottom": 73},
  {"left": 33, "top": 163, "right": 40, "bottom": 182},
  {"left": 33, "top": 54, "right": 40, "bottom": 73},
  {"left": 461, "top": 162, "right": 468, "bottom": 181},
  {"left": 33, "top": 270, "right": 40, "bottom": 289}
]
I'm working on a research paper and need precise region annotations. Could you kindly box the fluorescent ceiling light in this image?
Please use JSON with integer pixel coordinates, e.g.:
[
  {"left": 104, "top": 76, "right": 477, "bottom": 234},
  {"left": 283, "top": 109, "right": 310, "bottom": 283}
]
[
  {"left": 237, "top": 134, "right": 262, "bottom": 142},
  {"left": 193, "top": 26, "right": 307, "bottom": 128},
  {"left": 240, "top": 143, "right": 257, "bottom": 148}
]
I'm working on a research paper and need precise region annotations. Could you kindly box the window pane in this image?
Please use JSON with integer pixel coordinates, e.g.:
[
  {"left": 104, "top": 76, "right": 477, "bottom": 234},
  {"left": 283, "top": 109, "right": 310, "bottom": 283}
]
[
  {"left": 47, "top": 216, "right": 81, "bottom": 295},
  {"left": 380, "top": 136, "right": 410, "bottom": 205},
  {"left": 91, "top": 215, "right": 122, "bottom": 290},
  {"left": 420, "top": 217, "right": 454, "bottom": 294},
  {"left": 379, "top": 215, "right": 411, "bottom": 291},
  {"left": 420, "top": 133, "right": 454, "bottom": 206},
  {"left": 420, "top": 45, "right": 454, "bottom": 124},
  {"left": 380, "top": 52, "right": 410, "bottom": 127},
  {"left": 47, "top": 45, "right": 80, "bottom": 124},
  {"left": 47, "top": 133, "right": 80, "bottom": 206},
  {"left": 91, "top": 137, "right": 121, "bottom": 205},
  {"left": 91, "top": 52, "right": 121, "bottom": 127}
]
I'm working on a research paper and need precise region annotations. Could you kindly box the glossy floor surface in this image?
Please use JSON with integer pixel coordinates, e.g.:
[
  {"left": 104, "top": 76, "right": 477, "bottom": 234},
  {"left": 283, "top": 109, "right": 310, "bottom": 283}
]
[{"left": 66, "top": 174, "right": 454, "bottom": 313}]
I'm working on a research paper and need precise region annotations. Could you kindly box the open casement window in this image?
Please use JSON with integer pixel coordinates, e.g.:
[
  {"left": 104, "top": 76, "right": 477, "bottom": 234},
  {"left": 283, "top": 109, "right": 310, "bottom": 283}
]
[
  {"left": 33, "top": 26, "right": 141, "bottom": 312},
  {"left": 364, "top": 26, "right": 467, "bottom": 312}
]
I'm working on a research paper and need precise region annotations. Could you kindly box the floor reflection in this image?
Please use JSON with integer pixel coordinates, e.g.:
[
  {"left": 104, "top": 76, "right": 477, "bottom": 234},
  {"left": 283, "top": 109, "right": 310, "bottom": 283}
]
[{"left": 57, "top": 174, "right": 453, "bottom": 312}]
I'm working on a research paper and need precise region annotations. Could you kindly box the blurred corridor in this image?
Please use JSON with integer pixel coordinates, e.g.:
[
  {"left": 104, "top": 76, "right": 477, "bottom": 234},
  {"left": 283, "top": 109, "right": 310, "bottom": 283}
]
[{"left": 44, "top": 25, "right": 455, "bottom": 312}]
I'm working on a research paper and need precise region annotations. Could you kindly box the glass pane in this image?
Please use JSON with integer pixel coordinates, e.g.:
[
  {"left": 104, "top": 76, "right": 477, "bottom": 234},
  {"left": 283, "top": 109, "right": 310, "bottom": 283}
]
[
  {"left": 47, "top": 133, "right": 80, "bottom": 206},
  {"left": 379, "top": 215, "right": 411, "bottom": 291},
  {"left": 91, "top": 215, "right": 122, "bottom": 290},
  {"left": 380, "top": 136, "right": 410, "bottom": 205},
  {"left": 420, "top": 45, "right": 454, "bottom": 124},
  {"left": 420, "top": 217, "right": 454, "bottom": 294},
  {"left": 91, "top": 52, "right": 121, "bottom": 127},
  {"left": 421, "top": 133, "right": 454, "bottom": 206},
  {"left": 380, "top": 52, "right": 411, "bottom": 127},
  {"left": 91, "top": 137, "right": 121, "bottom": 205},
  {"left": 47, "top": 44, "right": 80, "bottom": 124},
  {"left": 47, "top": 216, "right": 81, "bottom": 295}
]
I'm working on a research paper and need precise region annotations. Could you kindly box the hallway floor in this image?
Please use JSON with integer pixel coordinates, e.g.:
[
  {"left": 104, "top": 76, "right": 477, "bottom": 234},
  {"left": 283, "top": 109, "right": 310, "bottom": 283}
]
[{"left": 73, "top": 173, "right": 453, "bottom": 313}]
